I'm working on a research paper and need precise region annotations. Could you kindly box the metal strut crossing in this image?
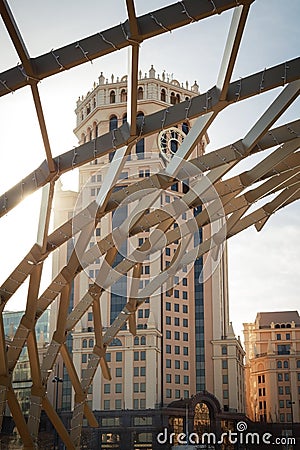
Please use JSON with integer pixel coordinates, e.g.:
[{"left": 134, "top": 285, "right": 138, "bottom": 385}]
[{"left": 0, "top": 0, "right": 299, "bottom": 448}]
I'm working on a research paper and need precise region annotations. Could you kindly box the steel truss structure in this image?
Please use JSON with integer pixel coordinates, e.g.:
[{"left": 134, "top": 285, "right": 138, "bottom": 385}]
[{"left": 0, "top": 0, "right": 299, "bottom": 448}]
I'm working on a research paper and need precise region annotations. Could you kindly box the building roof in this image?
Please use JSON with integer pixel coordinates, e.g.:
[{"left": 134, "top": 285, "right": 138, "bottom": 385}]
[{"left": 256, "top": 310, "right": 300, "bottom": 328}]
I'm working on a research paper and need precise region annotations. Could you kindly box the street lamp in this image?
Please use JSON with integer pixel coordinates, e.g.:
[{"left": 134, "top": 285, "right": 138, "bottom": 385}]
[{"left": 52, "top": 375, "right": 63, "bottom": 449}]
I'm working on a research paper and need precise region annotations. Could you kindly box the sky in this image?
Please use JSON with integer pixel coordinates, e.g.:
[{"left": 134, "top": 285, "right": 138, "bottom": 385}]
[{"left": 0, "top": 0, "right": 299, "bottom": 340}]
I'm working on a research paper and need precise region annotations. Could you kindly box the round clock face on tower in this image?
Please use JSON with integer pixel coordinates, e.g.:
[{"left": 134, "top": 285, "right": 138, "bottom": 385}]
[{"left": 157, "top": 126, "right": 187, "bottom": 162}]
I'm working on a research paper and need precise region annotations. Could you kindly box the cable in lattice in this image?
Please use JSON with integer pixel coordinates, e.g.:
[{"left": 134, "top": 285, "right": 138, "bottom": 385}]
[
  {"left": 286, "top": 125, "right": 298, "bottom": 137},
  {"left": 203, "top": 90, "right": 212, "bottom": 111},
  {"left": 17, "top": 64, "right": 39, "bottom": 83},
  {"left": 75, "top": 42, "right": 92, "bottom": 64},
  {"left": 111, "top": 129, "right": 117, "bottom": 149},
  {"left": 259, "top": 68, "right": 266, "bottom": 92},
  {"left": 51, "top": 49, "right": 66, "bottom": 70},
  {"left": 184, "top": 97, "right": 193, "bottom": 121},
  {"left": 268, "top": 131, "right": 280, "bottom": 146},
  {"left": 120, "top": 22, "right": 140, "bottom": 45},
  {"left": 0, "top": 79, "right": 13, "bottom": 93},
  {"left": 72, "top": 147, "right": 78, "bottom": 166},
  {"left": 180, "top": 1, "right": 197, "bottom": 23},
  {"left": 209, "top": 0, "right": 219, "bottom": 14},
  {"left": 282, "top": 61, "right": 289, "bottom": 86},
  {"left": 235, "top": 77, "right": 242, "bottom": 101},
  {"left": 149, "top": 13, "right": 171, "bottom": 32},
  {"left": 98, "top": 32, "right": 119, "bottom": 50},
  {"left": 161, "top": 108, "right": 169, "bottom": 129},
  {"left": 230, "top": 144, "right": 244, "bottom": 158}
]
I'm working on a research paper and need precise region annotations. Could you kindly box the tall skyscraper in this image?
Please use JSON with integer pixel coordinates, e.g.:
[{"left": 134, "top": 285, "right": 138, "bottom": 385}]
[{"left": 51, "top": 66, "right": 245, "bottom": 448}]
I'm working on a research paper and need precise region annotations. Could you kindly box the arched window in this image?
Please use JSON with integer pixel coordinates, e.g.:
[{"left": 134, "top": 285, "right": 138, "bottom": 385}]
[
  {"left": 109, "top": 337, "right": 122, "bottom": 346},
  {"left": 93, "top": 121, "right": 98, "bottom": 138},
  {"left": 221, "top": 346, "right": 227, "bottom": 355},
  {"left": 141, "top": 336, "right": 146, "bottom": 345},
  {"left": 170, "top": 92, "right": 176, "bottom": 105},
  {"left": 138, "top": 87, "right": 143, "bottom": 100},
  {"left": 93, "top": 97, "right": 96, "bottom": 108},
  {"left": 110, "top": 90, "right": 116, "bottom": 103},
  {"left": 82, "top": 339, "right": 87, "bottom": 348},
  {"left": 89, "top": 338, "right": 94, "bottom": 348},
  {"left": 171, "top": 129, "right": 178, "bottom": 154},
  {"left": 134, "top": 336, "right": 139, "bottom": 346},
  {"left": 81, "top": 133, "right": 86, "bottom": 144},
  {"left": 283, "top": 360, "right": 289, "bottom": 368},
  {"left": 275, "top": 324, "right": 280, "bottom": 328},
  {"left": 121, "top": 89, "right": 127, "bottom": 102},
  {"left": 280, "top": 324, "right": 286, "bottom": 328},
  {"left": 87, "top": 127, "right": 92, "bottom": 141},
  {"left": 81, "top": 110, "right": 84, "bottom": 120},
  {"left": 286, "top": 323, "right": 291, "bottom": 328},
  {"left": 176, "top": 93, "right": 180, "bottom": 104},
  {"left": 161, "top": 89, "right": 166, "bottom": 102},
  {"left": 194, "top": 402, "right": 210, "bottom": 434},
  {"left": 182, "top": 122, "right": 189, "bottom": 134},
  {"left": 277, "top": 361, "right": 282, "bottom": 368},
  {"left": 136, "top": 112, "right": 145, "bottom": 160},
  {"left": 86, "top": 103, "right": 91, "bottom": 115}
]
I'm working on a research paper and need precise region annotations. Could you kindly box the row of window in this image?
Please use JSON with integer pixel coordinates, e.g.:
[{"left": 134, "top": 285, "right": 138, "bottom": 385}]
[
  {"left": 103, "top": 382, "right": 146, "bottom": 394},
  {"left": 276, "top": 333, "right": 291, "bottom": 340},
  {"left": 166, "top": 302, "right": 188, "bottom": 313},
  {"left": 166, "top": 359, "right": 189, "bottom": 370},
  {"left": 166, "top": 374, "right": 189, "bottom": 384},
  {"left": 166, "top": 345, "right": 189, "bottom": 355},
  {"left": 103, "top": 398, "right": 147, "bottom": 410},
  {"left": 166, "top": 290, "right": 189, "bottom": 300},
  {"left": 108, "top": 88, "right": 187, "bottom": 105},
  {"left": 166, "top": 316, "right": 188, "bottom": 327},
  {"left": 166, "top": 389, "right": 189, "bottom": 399},
  {"left": 166, "top": 330, "right": 188, "bottom": 341}
]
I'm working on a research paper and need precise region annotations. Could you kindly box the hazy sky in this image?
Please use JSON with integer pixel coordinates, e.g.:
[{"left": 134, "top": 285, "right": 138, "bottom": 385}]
[{"left": 0, "top": 0, "right": 299, "bottom": 339}]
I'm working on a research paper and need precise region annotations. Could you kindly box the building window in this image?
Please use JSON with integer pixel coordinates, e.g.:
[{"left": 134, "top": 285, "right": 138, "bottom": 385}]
[
  {"left": 175, "top": 389, "right": 181, "bottom": 399},
  {"left": 134, "top": 351, "right": 139, "bottom": 361},
  {"left": 277, "top": 373, "right": 283, "bottom": 381},
  {"left": 166, "top": 359, "right": 171, "bottom": 368},
  {"left": 283, "top": 360, "right": 289, "bottom": 369},
  {"left": 166, "top": 345, "right": 171, "bottom": 354},
  {"left": 140, "top": 367, "right": 146, "bottom": 376},
  {"left": 183, "top": 305, "right": 188, "bottom": 313},
  {"left": 82, "top": 354, "right": 87, "bottom": 363},
  {"left": 277, "top": 361, "right": 282, "bottom": 369},
  {"left": 166, "top": 389, "right": 172, "bottom": 398},
  {"left": 140, "top": 351, "right": 146, "bottom": 360},
  {"left": 103, "top": 400, "right": 110, "bottom": 410},
  {"left": 115, "top": 399, "right": 122, "bottom": 410},
  {"left": 121, "top": 89, "right": 127, "bottom": 102},
  {"left": 183, "top": 333, "right": 188, "bottom": 342},
  {"left": 82, "top": 339, "right": 87, "bottom": 348},
  {"left": 284, "top": 373, "right": 289, "bottom": 381},
  {"left": 137, "top": 87, "right": 143, "bottom": 100},
  {"left": 276, "top": 334, "right": 281, "bottom": 340},
  {"left": 116, "top": 368, "right": 122, "bottom": 377},
  {"left": 222, "top": 360, "right": 228, "bottom": 369},
  {"left": 166, "top": 302, "right": 171, "bottom": 311},
  {"left": 161, "top": 89, "right": 166, "bottom": 102},
  {"left": 223, "top": 375, "right": 228, "bottom": 384},
  {"left": 184, "top": 361, "right": 189, "bottom": 370},
  {"left": 174, "top": 331, "right": 180, "bottom": 340},
  {"left": 286, "top": 333, "right": 291, "bottom": 340},
  {"left": 166, "top": 316, "right": 171, "bottom": 325},
  {"left": 222, "top": 346, "right": 227, "bottom": 355},
  {"left": 279, "top": 400, "right": 284, "bottom": 408},
  {"left": 183, "top": 291, "right": 188, "bottom": 300},
  {"left": 278, "top": 386, "right": 283, "bottom": 395},
  {"left": 115, "top": 384, "right": 122, "bottom": 393},
  {"left": 175, "top": 346, "right": 180, "bottom": 355},
  {"left": 175, "top": 375, "right": 180, "bottom": 384},
  {"left": 134, "top": 383, "right": 139, "bottom": 393},
  {"left": 170, "top": 92, "right": 176, "bottom": 104},
  {"left": 175, "top": 360, "right": 180, "bottom": 369},
  {"left": 174, "top": 290, "right": 179, "bottom": 298},
  {"left": 174, "top": 318, "right": 179, "bottom": 326},
  {"left": 223, "top": 390, "right": 229, "bottom": 399},
  {"left": 134, "top": 367, "right": 139, "bottom": 376},
  {"left": 166, "top": 374, "right": 171, "bottom": 383},
  {"left": 184, "top": 376, "right": 189, "bottom": 385},
  {"left": 174, "top": 303, "right": 179, "bottom": 312},
  {"left": 140, "top": 383, "right": 146, "bottom": 392},
  {"left": 183, "top": 347, "right": 188, "bottom": 356},
  {"left": 110, "top": 90, "right": 116, "bottom": 103},
  {"left": 104, "top": 384, "right": 110, "bottom": 394},
  {"left": 89, "top": 339, "right": 94, "bottom": 348},
  {"left": 116, "top": 352, "right": 122, "bottom": 362},
  {"left": 166, "top": 330, "right": 171, "bottom": 339}
]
